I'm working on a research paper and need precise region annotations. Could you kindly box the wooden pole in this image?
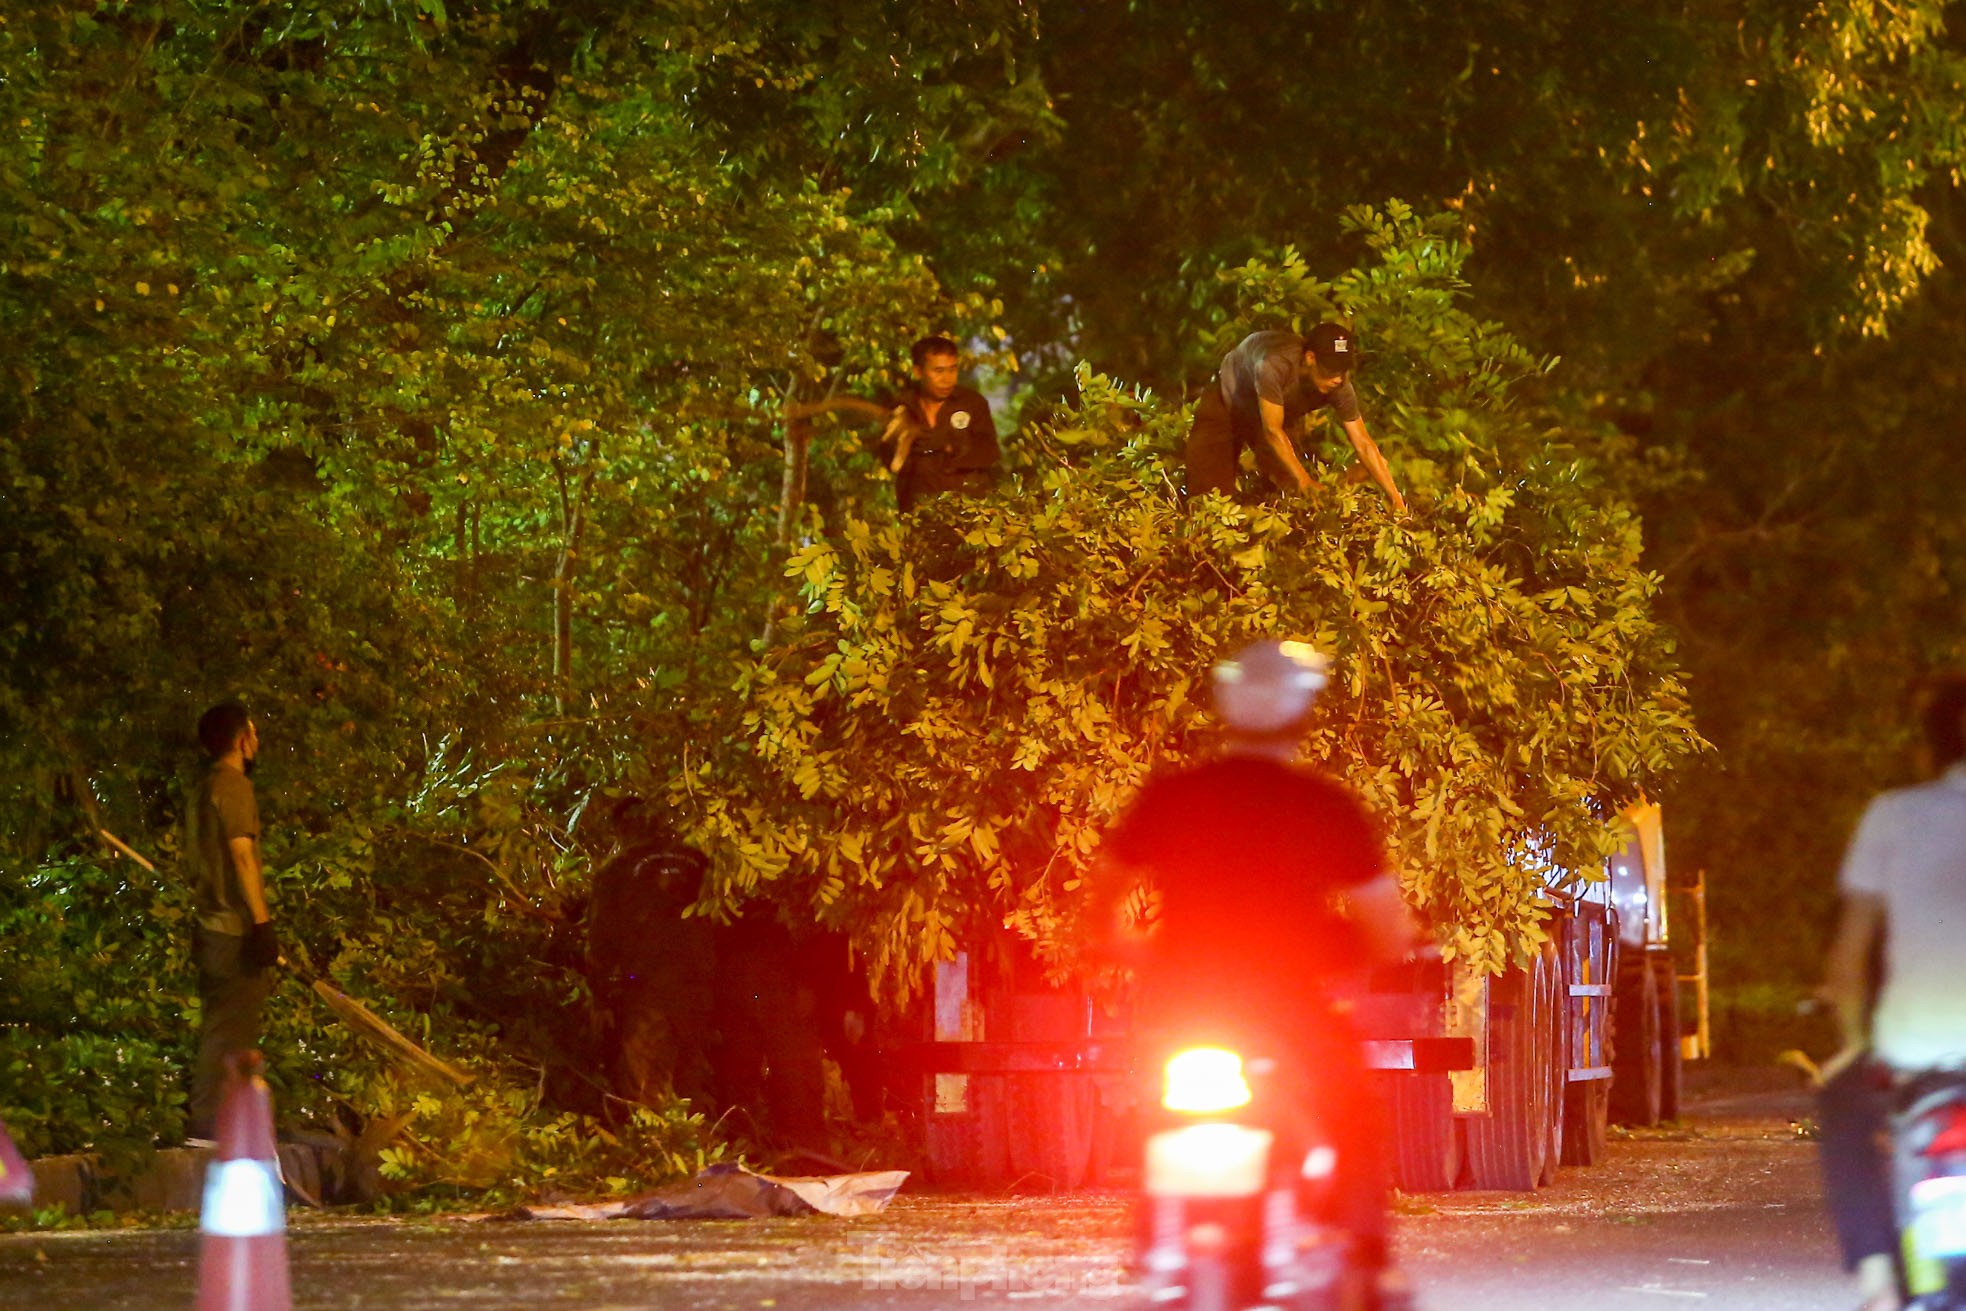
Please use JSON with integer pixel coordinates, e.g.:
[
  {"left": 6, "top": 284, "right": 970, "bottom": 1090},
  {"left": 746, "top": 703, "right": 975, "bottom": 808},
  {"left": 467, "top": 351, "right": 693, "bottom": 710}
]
[{"left": 99, "top": 828, "right": 158, "bottom": 872}]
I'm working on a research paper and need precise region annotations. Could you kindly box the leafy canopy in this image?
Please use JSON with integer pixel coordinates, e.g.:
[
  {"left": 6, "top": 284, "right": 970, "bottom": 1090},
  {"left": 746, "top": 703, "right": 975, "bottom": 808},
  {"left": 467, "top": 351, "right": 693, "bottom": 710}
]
[{"left": 700, "top": 207, "right": 1699, "bottom": 999}]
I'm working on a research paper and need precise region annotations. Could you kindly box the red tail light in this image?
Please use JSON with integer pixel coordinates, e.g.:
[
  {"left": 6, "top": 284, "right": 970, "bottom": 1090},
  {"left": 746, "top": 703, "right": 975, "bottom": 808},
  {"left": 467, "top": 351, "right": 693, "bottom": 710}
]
[{"left": 1924, "top": 1106, "right": 1966, "bottom": 1157}]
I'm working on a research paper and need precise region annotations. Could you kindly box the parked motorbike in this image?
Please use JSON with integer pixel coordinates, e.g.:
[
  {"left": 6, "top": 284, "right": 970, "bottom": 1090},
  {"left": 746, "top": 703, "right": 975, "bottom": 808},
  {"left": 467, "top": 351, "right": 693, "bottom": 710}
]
[
  {"left": 1894, "top": 1070, "right": 1966, "bottom": 1308},
  {"left": 1137, "top": 1043, "right": 1376, "bottom": 1311}
]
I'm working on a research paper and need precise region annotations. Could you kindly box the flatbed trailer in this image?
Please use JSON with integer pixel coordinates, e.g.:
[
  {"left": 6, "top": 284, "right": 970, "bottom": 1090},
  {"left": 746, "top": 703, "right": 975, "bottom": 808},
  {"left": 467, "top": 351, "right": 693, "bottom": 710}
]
[
  {"left": 879, "top": 804, "right": 1687, "bottom": 1192},
  {"left": 1346, "top": 800, "right": 1685, "bottom": 1190}
]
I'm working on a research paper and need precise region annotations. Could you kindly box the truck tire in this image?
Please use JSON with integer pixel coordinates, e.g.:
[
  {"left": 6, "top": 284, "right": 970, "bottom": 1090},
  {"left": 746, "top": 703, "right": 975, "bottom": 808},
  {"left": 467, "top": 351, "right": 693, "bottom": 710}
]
[
  {"left": 1005, "top": 1072, "right": 1096, "bottom": 1192},
  {"left": 1465, "top": 949, "right": 1559, "bottom": 1190},
  {"left": 1084, "top": 1081, "right": 1130, "bottom": 1187},
  {"left": 1610, "top": 960, "right": 1663, "bottom": 1127},
  {"left": 1388, "top": 1073, "right": 1463, "bottom": 1192},
  {"left": 1536, "top": 947, "right": 1568, "bottom": 1188},
  {"left": 998, "top": 990, "right": 1097, "bottom": 1192},
  {"left": 1654, "top": 958, "right": 1684, "bottom": 1122},
  {"left": 924, "top": 1073, "right": 1013, "bottom": 1187}
]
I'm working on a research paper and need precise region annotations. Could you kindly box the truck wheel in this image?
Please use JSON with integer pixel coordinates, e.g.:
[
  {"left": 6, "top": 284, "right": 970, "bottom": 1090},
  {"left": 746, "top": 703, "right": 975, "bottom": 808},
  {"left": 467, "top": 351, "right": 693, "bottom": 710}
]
[
  {"left": 1465, "top": 950, "right": 1558, "bottom": 1190},
  {"left": 924, "top": 1073, "right": 1014, "bottom": 1187},
  {"left": 1389, "top": 1073, "right": 1463, "bottom": 1192},
  {"left": 1611, "top": 960, "right": 1663, "bottom": 1127},
  {"left": 1084, "top": 1081, "right": 1129, "bottom": 1187},
  {"left": 1654, "top": 958, "right": 1684, "bottom": 1122},
  {"left": 1003, "top": 989, "right": 1096, "bottom": 1191},
  {"left": 1536, "top": 946, "right": 1568, "bottom": 1187},
  {"left": 1006, "top": 1072, "right": 1095, "bottom": 1192}
]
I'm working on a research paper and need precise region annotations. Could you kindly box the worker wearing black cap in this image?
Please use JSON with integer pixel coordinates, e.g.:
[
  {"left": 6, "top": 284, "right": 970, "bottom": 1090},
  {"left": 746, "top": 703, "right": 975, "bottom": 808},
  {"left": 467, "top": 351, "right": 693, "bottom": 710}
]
[{"left": 1184, "top": 322, "right": 1406, "bottom": 512}]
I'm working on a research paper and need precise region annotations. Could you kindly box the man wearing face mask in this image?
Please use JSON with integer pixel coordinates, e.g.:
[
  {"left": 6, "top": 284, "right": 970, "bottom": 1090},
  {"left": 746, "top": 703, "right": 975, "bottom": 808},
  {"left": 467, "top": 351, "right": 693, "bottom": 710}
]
[
  {"left": 1185, "top": 322, "right": 1406, "bottom": 512},
  {"left": 185, "top": 700, "right": 281, "bottom": 1141}
]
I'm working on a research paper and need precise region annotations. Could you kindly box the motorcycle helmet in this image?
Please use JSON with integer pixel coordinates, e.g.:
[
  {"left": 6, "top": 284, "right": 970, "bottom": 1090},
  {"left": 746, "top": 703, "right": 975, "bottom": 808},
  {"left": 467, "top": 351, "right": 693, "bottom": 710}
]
[{"left": 1210, "top": 640, "right": 1330, "bottom": 735}]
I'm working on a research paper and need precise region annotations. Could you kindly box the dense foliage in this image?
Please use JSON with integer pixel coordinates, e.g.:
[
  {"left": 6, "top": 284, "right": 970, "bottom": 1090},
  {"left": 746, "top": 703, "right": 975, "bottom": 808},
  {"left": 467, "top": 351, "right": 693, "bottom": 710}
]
[
  {"left": 704, "top": 209, "right": 1696, "bottom": 997},
  {"left": 0, "top": 0, "right": 977, "bottom": 1180},
  {"left": 1, "top": 742, "right": 725, "bottom": 1191},
  {"left": 4, "top": 0, "right": 1964, "bottom": 1186},
  {"left": 872, "top": 0, "right": 1966, "bottom": 991},
  {"left": 1647, "top": 188, "right": 1966, "bottom": 988}
]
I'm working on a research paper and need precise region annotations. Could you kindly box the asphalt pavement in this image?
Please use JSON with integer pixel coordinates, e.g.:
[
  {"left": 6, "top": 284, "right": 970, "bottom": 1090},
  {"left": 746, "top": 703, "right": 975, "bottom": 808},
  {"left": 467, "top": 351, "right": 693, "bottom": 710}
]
[{"left": 0, "top": 1072, "right": 1854, "bottom": 1310}]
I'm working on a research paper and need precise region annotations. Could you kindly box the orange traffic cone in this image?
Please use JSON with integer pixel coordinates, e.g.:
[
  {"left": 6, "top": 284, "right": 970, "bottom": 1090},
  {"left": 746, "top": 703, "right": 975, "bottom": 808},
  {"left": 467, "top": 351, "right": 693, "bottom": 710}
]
[
  {"left": 197, "top": 1051, "right": 291, "bottom": 1311},
  {"left": 0, "top": 1117, "right": 30, "bottom": 1205}
]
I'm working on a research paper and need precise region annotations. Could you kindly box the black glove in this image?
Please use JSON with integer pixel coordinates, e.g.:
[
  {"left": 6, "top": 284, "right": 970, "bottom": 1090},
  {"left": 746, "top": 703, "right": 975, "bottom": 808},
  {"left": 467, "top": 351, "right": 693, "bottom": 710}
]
[{"left": 243, "top": 919, "right": 282, "bottom": 972}]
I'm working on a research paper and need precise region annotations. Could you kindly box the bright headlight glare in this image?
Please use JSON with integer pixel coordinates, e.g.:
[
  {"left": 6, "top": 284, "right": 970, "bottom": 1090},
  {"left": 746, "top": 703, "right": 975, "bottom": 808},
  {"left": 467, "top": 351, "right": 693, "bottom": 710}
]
[{"left": 1162, "top": 1046, "right": 1252, "bottom": 1113}]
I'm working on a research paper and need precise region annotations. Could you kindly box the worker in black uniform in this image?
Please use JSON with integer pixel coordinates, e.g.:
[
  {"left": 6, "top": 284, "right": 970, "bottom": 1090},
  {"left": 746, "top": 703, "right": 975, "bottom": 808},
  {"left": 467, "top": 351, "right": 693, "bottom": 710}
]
[{"left": 883, "top": 335, "right": 1000, "bottom": 513}]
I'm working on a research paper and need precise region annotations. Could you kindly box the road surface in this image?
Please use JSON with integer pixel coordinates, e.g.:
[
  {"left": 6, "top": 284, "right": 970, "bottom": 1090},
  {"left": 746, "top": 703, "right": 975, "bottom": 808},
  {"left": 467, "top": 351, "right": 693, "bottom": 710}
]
[{"left": 0, "top": 1075, "right": 1852, "bottom": 1309}]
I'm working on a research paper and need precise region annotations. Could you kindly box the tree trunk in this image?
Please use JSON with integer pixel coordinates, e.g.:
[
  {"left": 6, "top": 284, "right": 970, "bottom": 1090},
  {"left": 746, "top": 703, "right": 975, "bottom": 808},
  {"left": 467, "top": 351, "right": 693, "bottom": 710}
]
[
  {"left": 553, "top": 461, "right": 594, "bottom": 715},
  {"left": 778, "top": 417, "right": 813, "bottom": 551}
]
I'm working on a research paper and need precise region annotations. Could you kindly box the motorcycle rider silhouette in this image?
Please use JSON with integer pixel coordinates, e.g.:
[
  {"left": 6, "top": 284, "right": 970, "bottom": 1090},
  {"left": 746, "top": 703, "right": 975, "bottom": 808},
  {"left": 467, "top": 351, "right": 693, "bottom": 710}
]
[
  {"left": 1819, "top": 673, "right": 1966, "bottom": 1311},
  {"left": 1090, "top": 640, "right": 1420, "bottom": 1310}
]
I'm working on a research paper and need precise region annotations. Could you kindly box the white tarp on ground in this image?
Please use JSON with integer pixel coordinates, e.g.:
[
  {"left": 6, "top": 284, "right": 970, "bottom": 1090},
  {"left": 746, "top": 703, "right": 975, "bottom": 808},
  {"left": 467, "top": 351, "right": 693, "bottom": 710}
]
[{"left": 501, "top": 1163, "right": 908, "bottom": 1222}]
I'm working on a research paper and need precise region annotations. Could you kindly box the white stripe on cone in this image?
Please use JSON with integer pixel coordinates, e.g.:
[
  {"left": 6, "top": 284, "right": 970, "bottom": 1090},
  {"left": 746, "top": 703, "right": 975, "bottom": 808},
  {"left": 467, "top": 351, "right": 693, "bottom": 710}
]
[{"left": 201, "top": 1159, "right": 286, "bottom": 1237}]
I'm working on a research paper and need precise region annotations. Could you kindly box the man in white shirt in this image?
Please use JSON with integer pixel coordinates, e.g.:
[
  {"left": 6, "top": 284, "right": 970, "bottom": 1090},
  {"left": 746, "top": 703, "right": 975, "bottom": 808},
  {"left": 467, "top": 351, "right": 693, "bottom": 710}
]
[{"left": 1818, "top": 673, "right": 1966, "bottom": 1311}]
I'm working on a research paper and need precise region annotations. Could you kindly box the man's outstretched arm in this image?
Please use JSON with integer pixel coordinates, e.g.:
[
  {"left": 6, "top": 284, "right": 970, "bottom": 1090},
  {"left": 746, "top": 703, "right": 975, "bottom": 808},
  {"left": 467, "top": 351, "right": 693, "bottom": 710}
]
[
  {"left": 1258, "top": 397, "right": 1313, "bottom": 492},
  {"left": 1341, "top": 417, "right": 1406, "bottom": 513}
]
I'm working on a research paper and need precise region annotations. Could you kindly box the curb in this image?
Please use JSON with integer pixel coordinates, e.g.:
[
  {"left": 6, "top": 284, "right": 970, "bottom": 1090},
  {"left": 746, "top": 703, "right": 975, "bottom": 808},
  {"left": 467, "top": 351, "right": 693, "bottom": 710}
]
[{"left": 24, "top": 1145, "right": 335, "bottom": 1215}]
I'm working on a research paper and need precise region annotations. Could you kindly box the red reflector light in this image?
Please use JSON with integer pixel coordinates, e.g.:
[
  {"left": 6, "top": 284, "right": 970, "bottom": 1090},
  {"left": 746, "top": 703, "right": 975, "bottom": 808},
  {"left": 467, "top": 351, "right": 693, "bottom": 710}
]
[{"left": 1925, "top": 1108, "right": 1966, "bottom": 1157}]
